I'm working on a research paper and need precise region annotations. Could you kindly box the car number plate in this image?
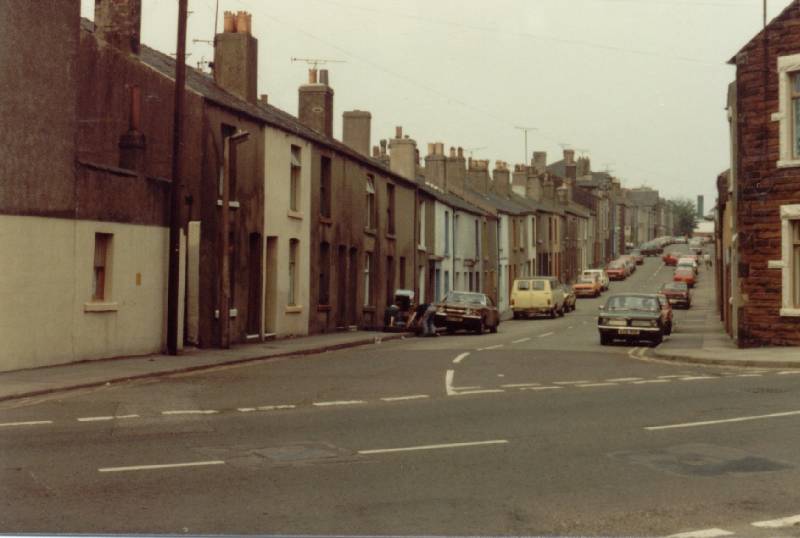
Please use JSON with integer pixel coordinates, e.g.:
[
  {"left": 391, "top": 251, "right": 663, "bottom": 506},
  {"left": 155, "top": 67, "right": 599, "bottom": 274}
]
[
  {"left": 446, "top": 316, "right": 461, "bottom": 322},
  {"left": 618, "top": 328, "right": 640, "bottom": 335}
]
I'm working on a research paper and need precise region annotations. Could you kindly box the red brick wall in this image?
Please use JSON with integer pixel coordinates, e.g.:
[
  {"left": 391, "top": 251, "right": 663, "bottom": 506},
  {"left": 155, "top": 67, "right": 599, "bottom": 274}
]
[{"left": 735, "top": 1, "right": 800, "bottom": 346}]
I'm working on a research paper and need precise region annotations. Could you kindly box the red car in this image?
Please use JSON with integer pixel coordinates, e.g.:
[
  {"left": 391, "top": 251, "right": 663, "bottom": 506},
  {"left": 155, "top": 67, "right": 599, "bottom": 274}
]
[
  {"left": 673, "top": 267, "right": 696, "bottom": 288},
  {"left": 660, "top": 281, "right": 691, "bottom": 309},
  {"left": 606, "top": 261, "right": 627, "bottom": 281},
  {"left": 662, "top": 252, "right": 679, "bottom": 266}
]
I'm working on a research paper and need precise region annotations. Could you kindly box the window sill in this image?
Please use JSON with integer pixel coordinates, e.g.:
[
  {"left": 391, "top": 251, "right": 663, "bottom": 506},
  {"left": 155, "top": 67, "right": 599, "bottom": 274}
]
[
  {"left": 285, "top": 305, "right": 303, "bottom": 314},
  {"left": 317, "top": 304, "right": 332, "bottom": 312},
  {"left": 418, "top": 245, "right": 426, "bottom": 252},
  {"left": 84, "top": 302, "right": 119, "bottom": 313},
  {"left": 777, "top": 159, "right": 800, "bottom": 169},
  {"left": 287, "top": 210, "right": 304, "bottom": 220},
  {"left": 364, "top": 227, "right": 377, "bottom": 236},
  {"left": 779, "top": 307, "right": 800, "bottom": 317},
  {"left": 386, "top": 233, "right": 396, "bottom": 240},
  {"left": 319, "top": 216, "right": 333, "bottom": 226}
]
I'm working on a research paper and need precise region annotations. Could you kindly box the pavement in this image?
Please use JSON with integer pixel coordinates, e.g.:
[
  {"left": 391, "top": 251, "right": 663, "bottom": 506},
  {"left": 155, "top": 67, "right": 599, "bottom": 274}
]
[
  {"left": 0, "top": 330, "right": 408, "bottom": 403},
  {"left": 653, "top": 262, "right": 800, "bottom": 368}
]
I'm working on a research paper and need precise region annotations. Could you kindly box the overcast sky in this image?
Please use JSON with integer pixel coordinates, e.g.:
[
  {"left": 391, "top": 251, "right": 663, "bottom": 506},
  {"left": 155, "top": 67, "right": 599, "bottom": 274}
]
[{"left": 82, "top": 0, "right": 793, "bottom": 209}]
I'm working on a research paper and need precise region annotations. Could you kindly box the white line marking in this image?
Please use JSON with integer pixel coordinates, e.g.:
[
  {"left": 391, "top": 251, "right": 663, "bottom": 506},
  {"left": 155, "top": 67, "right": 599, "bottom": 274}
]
[
  {"left": 445, "top": 369, "right": 456, "bottom": 396},
  {"left": 646, "top": 409, "right": 800, "bottom": 431},
  {"left": 453, "top": 389, "right": 505, "bottom": 395},
  {"left": 607, "top": 377, "right": 643, "bottom": 382},
  {"left": 452, "top": 386, "right": 481, "bottom": 390},
  {"left": 577, "top": 382, "right": 618, "bottom": 388},
  {"left": 538, "top": 332, "right": 555, "bottom": 338},
  {"left": 0, "top": 420, "right": 53, "bottom": 428},
  {"left": 633, "top": 379, "right": 670, "bottom": 384},
  {"left": 257, "top": 405, "right": 296, "bottom": 411},
  {"left": 567, "top": 326, "right": 574, "bottom": 329},
  {"left": 479, "top": 344, "right": 504, "bottom": 351},
  {"left": 520, "top": 386, "right": 563, "bottom": 391},
  {"left": 312, "top": 400, "right": 366, "bottom": 407},
  {"left": 99, "top": 460, "right": 225, "bottom": 473},
  {"left": 658, "top": 375, "right": 685, "bottom": 378},
  {"left": 667, "top": 528, "right": 734, "bottom": 538},
  {"left": 452, "top": 352, "right": 470, "bottom": 364},
  {"left": 628, "top": 347, "right": 641, "bottom": 358},
  {"left": 358, "top": 439, "right": 508, "bottom": 455},
  {"left": 381, "top": 395, "right": 430, "bottom": 402},
  {"left": 778, "top": 370, "right": 800, "bottom": 375},
  {"left": 751, "top": 514, "right": 800, "bottom": 528},
  {"left": 553, "top": 380, "right": 592, "bottom": 385},
  {"left": 679, "top": 376, "right": 716, "bottom": 381},
  {"left": 162, "top": 410, "right": 218, "bottom": 415},
  {"left": 501, "top": 383, "right": 541, "bottom": 388},
  {"left": 737, "top": 374, "right": 763, "bottom": 377},
  {"left": 238, "top": 408, "right": 256, "bottom": 412},
  {"left": 78, "top": 414, "right": 138, "bottom": 422},
  {"left": 511, "top": 337, "right": 531, "bottom": 344}
]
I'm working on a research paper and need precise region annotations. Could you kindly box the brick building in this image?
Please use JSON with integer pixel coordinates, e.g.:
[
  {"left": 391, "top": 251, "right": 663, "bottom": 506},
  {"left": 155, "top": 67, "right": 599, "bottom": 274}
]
[{"left": 724, "top": 0, "right": 800, "bottom": 346}]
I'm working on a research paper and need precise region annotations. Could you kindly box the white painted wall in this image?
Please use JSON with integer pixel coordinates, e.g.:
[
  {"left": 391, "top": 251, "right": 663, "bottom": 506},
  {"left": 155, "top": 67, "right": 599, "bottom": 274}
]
[
  {"left": 0, "top": 215, "right": 168, "bottom": 371},
  {"left": 264, "top": 128, "right": 311, "bottom": 337}
]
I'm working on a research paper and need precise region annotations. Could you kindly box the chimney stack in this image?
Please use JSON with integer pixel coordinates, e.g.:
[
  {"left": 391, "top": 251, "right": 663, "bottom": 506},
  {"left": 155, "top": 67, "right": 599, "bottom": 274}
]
[
  {"left": 298, "top": 68, "right": 334, "bottom": 137},
  {"left": 492, "top": 161, "right": 511, "bottom": 196},
  {"left": 389, "top": 126, "right": 417, "bottom": 180},
  {"left": 531, "top": 151, "right": 547, "bottom": 175},
  {"left": 213, "top": 10, "right": 258, "bottom": 103},
  {"left": 445, "top": 146, "right": 466, "bottom": 197},
  {"left": 466, "top": 158, "right": 490, "bottom": 194},
  {"left": 424, "top": 142, "right": 447, "bottom": 190},
  {"left": 94, "top": 0, "right": 142, "bottom": 55},
  {"left": 342, "top": 110, "right": 371, "bottom": 156},
  {"left": 563, "top": 149, "right": 575, "bottom": 165}
]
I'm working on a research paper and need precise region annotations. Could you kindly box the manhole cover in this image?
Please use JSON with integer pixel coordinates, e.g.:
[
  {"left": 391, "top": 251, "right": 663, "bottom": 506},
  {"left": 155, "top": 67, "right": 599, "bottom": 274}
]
[{"left": 610, "top": 443, "right": 792, "bottom": 477}]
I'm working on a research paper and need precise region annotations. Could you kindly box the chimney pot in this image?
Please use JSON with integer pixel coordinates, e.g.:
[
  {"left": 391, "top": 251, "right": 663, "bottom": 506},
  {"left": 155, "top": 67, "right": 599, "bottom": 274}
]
[
  {"left": 308, "top": 68, "right": 318, "bottom": 84},
  {"left": 427, "top": 143, "right": 435, "bottom": 156},
  {"left": 259, "top": 93, "right": 268, "bottom": 105},
  {"left": 449, "top": 147, "right": 456, "bottom": 158},
  {"left": 319, "top": 69, "right": 329, "bottom": 85},
  {"left": 395, "top": 126, "right": 403, "bottom": 139},
  {"left": 236, "top": 11, "right": 251, "bottom": 34},
  {"left": 223, "top": 11, "right": 236, "bottom": 32},
  {"left": 373, "top": 146, "right": 380, "bottom": 157},
  {"left": 457, "top": 147, "right": 464, "bottom": 159}
]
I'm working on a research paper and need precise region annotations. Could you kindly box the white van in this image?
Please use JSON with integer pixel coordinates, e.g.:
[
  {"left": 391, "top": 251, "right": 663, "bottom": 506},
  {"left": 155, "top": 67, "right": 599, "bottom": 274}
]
[
  {"left": 510, "top": 277, "right": 566, "bottom": 319},
  {"left": 581, "top": 269, "right": 609, "bottom": 291}
]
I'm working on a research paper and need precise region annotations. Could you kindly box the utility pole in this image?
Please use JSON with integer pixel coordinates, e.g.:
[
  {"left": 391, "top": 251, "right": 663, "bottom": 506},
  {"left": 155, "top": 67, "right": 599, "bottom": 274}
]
[
  {"left": 167, "top": 0, "right": 188, "bottom": 356},
  {"left": 514, "top": 126, "right": 536, "bottom": 164}
]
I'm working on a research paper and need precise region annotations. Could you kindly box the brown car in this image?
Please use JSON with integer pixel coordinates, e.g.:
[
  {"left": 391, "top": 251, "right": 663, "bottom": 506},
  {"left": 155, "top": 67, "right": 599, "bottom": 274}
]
[{"left": 434, "top": 291, "right": 500, "bottom": 334}]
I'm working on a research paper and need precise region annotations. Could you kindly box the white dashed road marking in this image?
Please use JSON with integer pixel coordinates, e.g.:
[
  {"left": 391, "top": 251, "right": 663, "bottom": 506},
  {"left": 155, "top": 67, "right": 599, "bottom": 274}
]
[
  {"left": 381, "top": 395, "right": 429, "bottom": 402},
  {"left": 445, "top": 369, "right": 456, "bottom": 396},
  {"left": 778, "top": 370, "right": 800, "bottom": 375},
  {"left": 667, "top": 528, "right": 734, "bottom": 538},
  {"left": 646, "top": 409, "right": 800, "bottom": 431},
  {"left": 751, "top": 513, "right": 800, "bottom": 528},
  {"left": 162, "top": 410, "right": 218, "bottom": 415},
  {"left": 452, "top": 352, "right": 470, "bottom": 364},
  {"left": 258, "top": 405, "right": 295, "bottom": 411},
  {"left": 520, "top": 386, "right": 562, "bottom": 391},
  {"left": 478, "top": 344, "right": 504, "bottom": 351},
  {"left": 607, "top": 377, "right": 643, "bottom": 382},
  {"left": 453, "top": 389, "right": 505, "bottom": 396},
  {"left": 511, "top": 337, "right": 531, "bottom": 344},
  {"left": 312, "top": 400, "right": 366, "bottom": 407},
  {"left": 538, "top": 332, "right": 555, "bottom": 338},
  {"left": 501, "top": 383, "right": 541, "bottom": 388},
  {"left": 633, "top": 379, "right": 670, "bottom": 384},
  {"left": 679, "top": 376, "right": 716, "bottom": 381},
  {"left": 553, "top": 380, "right": 593, "bottom": 385},
  {"left": 77, "top": 414, "right": 139, "bottom": 422},
  {"left": 576, "top": 382, "right": 618, "bottom": 388},
  {"left": 99, "top": 460, "right": 226, "bottom": 473},
  {"left": 359, "top": 439, "right": 508, "bottom": 455},
  {"left": 0, "top": 420, "right": 53, "bottom": 428}
]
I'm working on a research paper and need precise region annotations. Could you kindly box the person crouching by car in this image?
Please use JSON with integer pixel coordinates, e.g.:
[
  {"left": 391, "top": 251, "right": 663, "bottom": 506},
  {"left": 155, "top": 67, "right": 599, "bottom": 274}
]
[{"left": 417, "top": 303, "right": 438, "bottom": 337}]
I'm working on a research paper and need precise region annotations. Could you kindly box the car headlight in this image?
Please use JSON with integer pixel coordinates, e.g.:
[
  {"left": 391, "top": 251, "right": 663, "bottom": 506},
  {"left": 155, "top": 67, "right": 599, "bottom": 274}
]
[{"left": 631, "top": 319, "right": 657, "bottom": 328}]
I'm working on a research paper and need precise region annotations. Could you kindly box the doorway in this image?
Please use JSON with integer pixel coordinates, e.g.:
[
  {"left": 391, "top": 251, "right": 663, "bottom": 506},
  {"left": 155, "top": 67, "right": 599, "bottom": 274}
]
[{"left": 264, "top": 236, "right": 278, "bottom": 335}]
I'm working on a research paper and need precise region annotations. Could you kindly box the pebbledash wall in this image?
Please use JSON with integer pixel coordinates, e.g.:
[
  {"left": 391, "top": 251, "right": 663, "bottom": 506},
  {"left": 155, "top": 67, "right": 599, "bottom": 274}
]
[{"left": 730, "top": 0, "right": 800, "bottom": 346}]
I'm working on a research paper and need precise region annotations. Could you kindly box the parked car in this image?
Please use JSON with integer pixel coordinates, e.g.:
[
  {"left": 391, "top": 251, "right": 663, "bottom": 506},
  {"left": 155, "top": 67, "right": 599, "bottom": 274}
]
[
  {"left": 662, "top": 251, "right": 679, "bottom": 266},
  {"left": 562, "top": 284, "right": 577, "bottom": 312},
  {"left": 639, "top": 242, "right": 660, "bottom": 256},
  {"left": 673, "top": 267, "right": 696, "bottom": 288},
  {"left": 597, "top": 293, "right": 666, "bottom": 346},
  {"left": 582, "top": 269, "right": 610, "bottom": 291},
  {"left": 677, "top": 257, "right": 699, "bottom": 275},
  {"left": 660, "top": 281, "right": 691, "bottom": 309},
  {"left": 674, "top": 236, "right": 688, "bottom": 244},
  {"left": 510, "top": 277, "right": 566, "bottom": 319},
  {"left": 656, "top": 293, "right": 674, "bottom": 335},
  {"left": 434, "top": 291, "right": 500, "bottom": 334},
  {"left": 629, "top": 249, "right": 645, "bottom": 265},
  {"left": 573, "top": 274, "right": 602, "bottom": 298},
  {"left": 606, "top": 261, "right": 627, "bottom": 281},
  {"left": 619, "top": 256, "right": 636, "bottom": 276}
]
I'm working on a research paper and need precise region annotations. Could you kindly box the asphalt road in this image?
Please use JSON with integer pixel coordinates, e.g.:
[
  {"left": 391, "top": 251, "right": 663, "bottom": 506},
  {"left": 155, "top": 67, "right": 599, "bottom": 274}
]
[{"left": 2, "top": 247, "right": 800, "bottom": 537}]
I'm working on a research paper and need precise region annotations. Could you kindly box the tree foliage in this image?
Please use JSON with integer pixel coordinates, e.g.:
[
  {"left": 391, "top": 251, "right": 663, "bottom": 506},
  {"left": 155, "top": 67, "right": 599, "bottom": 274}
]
[{"left": 669, "top": 198, "right": 697, "bottom": 237}]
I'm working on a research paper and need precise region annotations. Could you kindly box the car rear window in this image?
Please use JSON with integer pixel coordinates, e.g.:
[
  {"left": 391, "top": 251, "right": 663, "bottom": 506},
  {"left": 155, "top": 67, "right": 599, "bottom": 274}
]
[
  {"left": 531, "top": 280, "right": 547, "bottom": 291},
  {"left": 516, "top": 280, "right": 530, "bottom": 290}
]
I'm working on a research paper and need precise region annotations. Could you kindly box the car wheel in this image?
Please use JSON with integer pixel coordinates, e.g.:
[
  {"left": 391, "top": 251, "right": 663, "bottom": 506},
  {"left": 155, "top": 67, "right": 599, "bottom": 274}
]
[
  {"left": 558, "top": 305, "right": 565, "bottom": 317},
  {"left": 490, "top": 321, "right": 498, "bottom": 333},
  {"left": 550, "top": 308, "right": 557, "bottom": 319},
  {"left": 512, "top": 311, "right": 520, "bottom": 320},
  {"left": 666, "top": 321, "right": 673, "bottom": 335},
  {"left": 600, "top": 333, "right": 611, "bottom": 345},
  {"left": 475, "top": 318, "right": 485, "bottom": 334},
  {"left": 650, "top": 333, "right": 663, "bottom": 346}
]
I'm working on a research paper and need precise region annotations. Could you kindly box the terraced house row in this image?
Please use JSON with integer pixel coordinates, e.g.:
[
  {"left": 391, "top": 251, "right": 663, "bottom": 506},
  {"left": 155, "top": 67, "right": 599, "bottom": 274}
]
[{"left": 0, "top": 2, "right": 675, "bottom": 371}]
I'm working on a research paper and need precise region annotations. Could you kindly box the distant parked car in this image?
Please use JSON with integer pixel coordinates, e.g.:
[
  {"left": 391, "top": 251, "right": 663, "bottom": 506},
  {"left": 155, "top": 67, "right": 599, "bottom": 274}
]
[
  {"left": 606, "top": 261, "right": 627, "bottom": 281},
  {"left": 639, "top": 243, "right": 660, "bottom": 256},
  {"left": 673, "top": 267, "right": 696, "bottom": 288},
  {"left": 662, "top": 251, "right": 679, "bottom": 266},
  {"left": 434, "top": 291, "right": 499, "bottom": 334},
  {"left": 629, "top": 249, "right": 645, "bottom": 265},
  {"left": 660, "top": 281, "right": 691, "bottom": 309},
  {"left": 561, "top": 284, "right": 577, "bottom": 312},
  {"left": 573, "top": 274, "right": 602, "bottom": 298},
  {"left": 582, "top": 269, "right": 610, "bottom": 291},
  {"left": 677, "top": 257, "right": 699, "bottom": 275},
  {"left": 510, "top": 277, "right": 566, "bottom": 319},
  {"left": 598, "top": 293, "right": 666, "bottom": 346}
]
